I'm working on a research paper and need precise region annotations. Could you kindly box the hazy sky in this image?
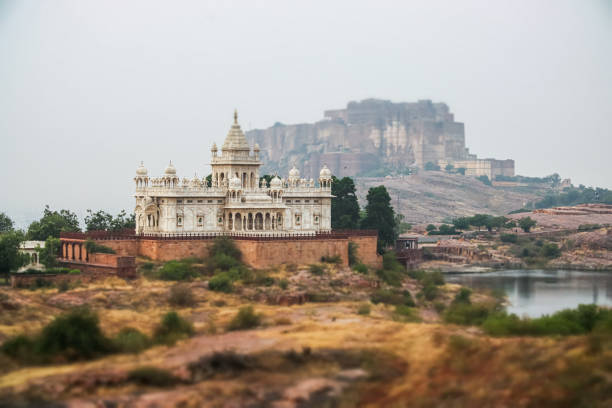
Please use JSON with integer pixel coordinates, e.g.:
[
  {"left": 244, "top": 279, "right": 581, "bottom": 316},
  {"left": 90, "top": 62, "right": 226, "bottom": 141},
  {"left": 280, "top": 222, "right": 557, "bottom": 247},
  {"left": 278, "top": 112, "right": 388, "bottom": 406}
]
[{"left": 1, "top": 0, "right": 611, "bottom": 228}]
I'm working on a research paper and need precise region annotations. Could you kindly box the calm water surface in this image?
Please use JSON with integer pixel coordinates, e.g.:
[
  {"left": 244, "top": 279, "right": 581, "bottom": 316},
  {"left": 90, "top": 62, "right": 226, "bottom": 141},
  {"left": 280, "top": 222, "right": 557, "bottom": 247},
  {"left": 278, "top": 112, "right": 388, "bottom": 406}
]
[{"left": 445, "top": 270, "right": 612, "bottom": 318}]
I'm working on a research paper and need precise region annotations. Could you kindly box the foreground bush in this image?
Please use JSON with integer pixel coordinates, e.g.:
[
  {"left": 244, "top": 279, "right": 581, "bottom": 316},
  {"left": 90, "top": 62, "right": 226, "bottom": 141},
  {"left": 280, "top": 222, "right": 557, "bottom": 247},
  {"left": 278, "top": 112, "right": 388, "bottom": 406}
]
[
  {"left": 208, "top": 272, "right": 234, "bottom": 293},
  {"left": 370, "top": 289, "right": 415, "bottom": 307},
  {"left": 114, "top": 327, "right": 150, "bottom": 354},
  {"left": 127, "top": 366, "right": 181, "bottom": 387},
  {"left": 153, "top": 311, "right": 194, "bottom": 345},
  {"left": 1, "top": 308, "right": 114, "bottom": 364},
  {"left": 157, "top": 260, "right": 199, "bottom": 281},
  {"left": 168, "top": 283, "right": 196, "bottom": 307},
  {"left": 483, "top": 304, "right": 612, "bottom": 336},
  {"left": 227, "top": 306, "right": 262, "bottom": 331}
]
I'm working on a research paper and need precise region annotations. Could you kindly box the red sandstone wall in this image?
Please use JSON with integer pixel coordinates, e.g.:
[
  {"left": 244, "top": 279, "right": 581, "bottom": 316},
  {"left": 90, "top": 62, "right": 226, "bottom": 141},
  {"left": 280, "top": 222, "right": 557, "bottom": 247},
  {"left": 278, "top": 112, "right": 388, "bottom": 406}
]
[
  {"left": 236, "top": 239, "right": 349, "bottom": 269},
  {"left": 347, "top": 236, "right": 382, "bottom": 269},
  {"left": 137, "top": 240, "right": 214, "bottom": 262},
  {"left": 101, "top": 240, "right": 139, "bottom": 256}
]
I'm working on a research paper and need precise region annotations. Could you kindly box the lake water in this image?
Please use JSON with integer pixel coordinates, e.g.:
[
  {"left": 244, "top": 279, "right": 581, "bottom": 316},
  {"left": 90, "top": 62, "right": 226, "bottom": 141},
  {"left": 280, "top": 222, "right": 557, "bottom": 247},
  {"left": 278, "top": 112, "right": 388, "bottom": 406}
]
[{"left": 444, "top": 270, "right": 612, "bottom": 318}]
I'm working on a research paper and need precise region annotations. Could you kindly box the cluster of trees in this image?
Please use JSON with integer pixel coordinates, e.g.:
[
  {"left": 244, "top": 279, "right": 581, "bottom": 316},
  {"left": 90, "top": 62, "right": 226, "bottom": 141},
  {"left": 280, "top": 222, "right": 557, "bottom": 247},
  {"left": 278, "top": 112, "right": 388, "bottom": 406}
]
[
  {"left": 331, "top": 176, "right": 397, "bottom": 253},
  {"left": 450, "top": 214, "right": 536, "bottom": 233},
  {"left": 535, "top": 186, "right": 612, "bottom": 208},
  {"left": 0, "top": 207, "right": 136, "bottom": 282},
  {"left": 84, "top": 209, "right": 135, "bottom": 232}
]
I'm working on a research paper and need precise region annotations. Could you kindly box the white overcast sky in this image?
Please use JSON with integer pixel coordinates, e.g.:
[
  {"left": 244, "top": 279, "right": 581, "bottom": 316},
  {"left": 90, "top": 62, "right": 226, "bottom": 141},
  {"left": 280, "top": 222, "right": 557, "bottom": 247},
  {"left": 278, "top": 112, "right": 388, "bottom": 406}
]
[{"left": 1, "top": 0, "right": 611, "bottom": 227}]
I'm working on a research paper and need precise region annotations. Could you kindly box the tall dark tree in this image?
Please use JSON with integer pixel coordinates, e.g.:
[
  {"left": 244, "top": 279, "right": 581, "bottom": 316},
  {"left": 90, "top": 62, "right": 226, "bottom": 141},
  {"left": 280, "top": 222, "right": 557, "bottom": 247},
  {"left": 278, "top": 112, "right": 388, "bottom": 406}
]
[
  {"left": 0, "top": 231, "right": 28, "bottom": 282},
  {"left": 0, "top": 212, "right": 14, "bottom": 233},
  {"left": 38, "top": 237, "right": 61, "bottom": 268},
  {"left": 27, "top": 206, "right": 80, "bottom": 241},
  {"left": 331, "top": 176, "right": 361, "bottom": 230},
  {"left": 361, "top": 185, "right": 397, "bottom": 253}
]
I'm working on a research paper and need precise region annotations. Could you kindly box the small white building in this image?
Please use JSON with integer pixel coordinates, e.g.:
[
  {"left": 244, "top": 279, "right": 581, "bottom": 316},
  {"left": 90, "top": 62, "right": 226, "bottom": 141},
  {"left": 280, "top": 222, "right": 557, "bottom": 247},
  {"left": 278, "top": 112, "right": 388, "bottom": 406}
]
[
  {"left": 18, "top": 240, "right": 45, "bottom": 272},
  {"left": 134, "top": 111, "right": 333, "bottom": 235}
]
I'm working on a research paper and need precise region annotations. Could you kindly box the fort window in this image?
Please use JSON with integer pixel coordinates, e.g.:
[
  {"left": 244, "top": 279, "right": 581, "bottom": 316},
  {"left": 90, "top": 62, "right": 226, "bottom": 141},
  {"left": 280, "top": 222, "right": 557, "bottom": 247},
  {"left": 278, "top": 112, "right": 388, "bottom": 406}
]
[
  {"left": 208, "top": 200, "right": 213, "bottom": 203},
  {"left": 197, "top": 217, "right": 204, "bottom": 226},
  {"left": 314, "top": 215, "right": 319, "bottom": 224},
  {"left": 197, "top": 200, "right": 203, "bottom": 203},
  {"left": 177, "top": 217, "right": 183, "bottom": 226},
  {"left": 305, "top": 200, "right": 310, "bottom": 203},
  {"left": 295, "top": 214, "right": 301, "bottom": 225},
  {"left": 286, "top": 200, "right": 291, "bottom": 203},
  {"left": 314, "top": 200, "right": 319, "bottom": 203},
  {"left": 295, "top": 200, "right": 301, "bottom": 203},
  {"left": 187, "top": 200, "right": 193, "bottom": 203},
  {"left": 177, "top": 200, "right": 183, "bottom": 204},
  {"left": 217, "top": 200, "right": 223, "bottom": 203}
]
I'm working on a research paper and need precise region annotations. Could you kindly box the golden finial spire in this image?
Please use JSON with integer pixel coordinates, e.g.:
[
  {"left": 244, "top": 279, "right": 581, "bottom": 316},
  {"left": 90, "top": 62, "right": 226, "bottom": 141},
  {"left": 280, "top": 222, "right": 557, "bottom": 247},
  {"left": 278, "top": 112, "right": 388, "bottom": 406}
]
[{"left": 234, "top": 109, "right": 238, "bottom": 124}]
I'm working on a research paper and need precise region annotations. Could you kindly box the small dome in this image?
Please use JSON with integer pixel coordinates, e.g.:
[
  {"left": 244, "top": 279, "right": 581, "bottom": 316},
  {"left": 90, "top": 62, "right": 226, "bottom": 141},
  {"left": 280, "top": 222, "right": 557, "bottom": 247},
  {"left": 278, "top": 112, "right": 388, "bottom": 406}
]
[
  {"left": 164, "top": 161, "right": 177, "bottom": 175},
  {"left": 211, "top": 142, "right": 218, "bottom": 152},
  {"left": 136, "top": 161, "right": 148, "bottom": 176},
  {"left": 229, "top": 175, "right": 242, "bottom": 189},
  {"left": 270, "top": 176, "right": 282, "bottom": 188},
  {"left": 319, "top": 164, "right": 332, "bottom": 179},
  {"left": 254, "top": 143, "right": 260, "bottom": 152},
  {"left": 190, "top": 174, "right": 200, "bottom": 187},
  {"left": 289, "top": 165, "right": 300, "bottom": 178}
]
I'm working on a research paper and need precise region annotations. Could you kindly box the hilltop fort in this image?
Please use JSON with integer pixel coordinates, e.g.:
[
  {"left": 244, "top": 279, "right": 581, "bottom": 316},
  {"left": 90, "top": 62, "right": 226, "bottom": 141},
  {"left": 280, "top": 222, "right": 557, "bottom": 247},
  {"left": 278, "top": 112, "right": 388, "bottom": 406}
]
[{"left": 246, "top": 98, "right": 514, "bottom": 180}]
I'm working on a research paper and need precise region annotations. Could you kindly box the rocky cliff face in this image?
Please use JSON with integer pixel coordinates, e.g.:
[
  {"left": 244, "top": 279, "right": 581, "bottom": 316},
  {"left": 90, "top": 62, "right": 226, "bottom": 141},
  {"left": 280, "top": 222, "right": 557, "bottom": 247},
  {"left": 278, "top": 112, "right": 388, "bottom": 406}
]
[{"left": 245, "top": 99, "right": 474, "bottom": 178}]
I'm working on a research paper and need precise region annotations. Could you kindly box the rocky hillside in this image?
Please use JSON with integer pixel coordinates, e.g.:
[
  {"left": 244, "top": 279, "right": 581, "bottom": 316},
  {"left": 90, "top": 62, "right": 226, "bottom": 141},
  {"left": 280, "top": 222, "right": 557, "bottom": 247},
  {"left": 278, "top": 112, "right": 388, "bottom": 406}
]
[{"left": 356, "top": 172, "right": 550, "bottom": 223}]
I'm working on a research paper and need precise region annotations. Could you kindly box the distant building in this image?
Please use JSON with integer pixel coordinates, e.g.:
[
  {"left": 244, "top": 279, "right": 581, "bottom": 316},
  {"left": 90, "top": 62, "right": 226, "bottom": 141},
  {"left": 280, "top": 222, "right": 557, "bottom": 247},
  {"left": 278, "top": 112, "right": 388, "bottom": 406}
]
[
  {"left": 18, "top": 240, "right": 45, "bottom": 272},
  {"left": 440, "top": 158, "right": 515, "bottom": 180}
]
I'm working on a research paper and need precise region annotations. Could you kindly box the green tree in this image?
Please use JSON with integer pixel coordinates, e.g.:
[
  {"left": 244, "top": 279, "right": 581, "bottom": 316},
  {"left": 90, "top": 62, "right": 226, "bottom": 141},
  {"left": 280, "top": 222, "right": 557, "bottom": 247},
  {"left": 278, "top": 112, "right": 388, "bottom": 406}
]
[
  {"left": 38, "top": 237, "right": 61, "bottom": 268},
  {"left": 85, "top": 209, "right": 135, "bottom": 232},
  {"left": 0, "top": 231, "right": 28, "bottom": 282},
  {"left": 456, "top": 167, "right": 466, "bottom": 175},
  {"left": 453, "top": 217, "right": 470, "bottom": 231},
  {"left": 469, "top": 214, "right": 489, "bottom": 231},
  {"left": 477, "top": 175, "right": 492, "bottom": 186},
  {"left": 445, "top": 164, "right": 454, "bottom": 172},
  {"left": 205, "top": 174, "right": 212, "bottom": 187},
  {"left": 27, "top": 206, "right": 80, "bottom": 240},
  {"left": 424, "top": 162, "right": 441, "bottom": 171},
  {"left": 426, "top": 224, "right": 437, "bottom": 232},
  {"left": 484, "top": 216, "right": 508, "bottom": 232},
  {"left": 0, "top": 212, "right": 14, "bottom": 233},
  {"left": 260, "top": 174, "right": 273, "bottom": 186},
  {"left": 394, "top": 213, "right": 411, "bottom": 235},
  {"left": 331, "top": 176, "right": 360, "bottom": 229},
  {"left": 519, "top": 217, "right": 537, "bottom": 233},
  {"left": 361, "top": 185, "right": 396, "bottom": 253}
]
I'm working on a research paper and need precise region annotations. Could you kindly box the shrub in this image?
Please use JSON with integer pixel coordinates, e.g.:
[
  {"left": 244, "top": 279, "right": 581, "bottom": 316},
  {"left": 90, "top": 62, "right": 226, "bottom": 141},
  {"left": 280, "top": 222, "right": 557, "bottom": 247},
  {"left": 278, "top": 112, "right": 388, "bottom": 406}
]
[
  {"left": 453, "top": 288, "right": 472, "bottom": 305},
  {"left": 157, "top": 260, "right": 197, "bottom": 281},
  {"left": 210, "top": 236, "right": 241, "bottom": 260},
  {"left": 127, "top": 366, "right": 181, "bottom": 387},
  {"left": 114, "top": 327, "right": 150, "bottom": 353},
  {"left": 227, "top": 306, "right": 262, "bottom": 331},
  {"left": 209, "top": 253, "right": 240, "bottom": 271},
  {"left": 357, "top": 303, "right": 371, "bottom": 315},
  {"left": 84, "top": 239, "right": 116, "bottom": 254},
  {"left": 354, "top": 263, "right": 368, "bottom": 274},
  {"left": 168, "top": 284, "right": 196, "bottom": 307},
  {"left": 482, "top": 304, "right": 612, "bottom": 336},
  {"left": 208, "top": 272, "right": 234, "bottom": 293},
  {"left": 542, "top": 242, "right": 561, "bottom": 258},
  {"left": 394, "top": 305, "right": 420, "bottom": 322},
  {"left": 377, "top": 252, "right": 406, "bottom": 286},
  {"left": 370, "top": 289, "right": 415, "bottom": 307},
  {"left": 309, "top": 264, "right": 326, "bottom": 276},
  {"left": 321, "top": 255, "right": 342, "bottom": 264},
  {"left": 444, "top": 303, "right": 493, "bottom": 326},
  {"left": 36, "top": 307, "right": 113, "bottom": 361},
  {"left": 68, "top": 269, "right": 81, "bottom": 275},
  {"left": 500, "top": 233, "right": 518, "bottom": 243},
  {"left": 278, "top": 279, "right": 289, "bottom": 290},
  {"left": 1, "top": 335, "right": 36, "bottom": 363},
  {"left": 348, "top": 242, "right": 359, "bottom": 266},
  {"left": 57, "top": 280, "right": 70, "bottom": 293},
  {"left": 153, "top": 311, "right": 194, "bottom": 345},
  {"left": 419, "top": 283, "right": 439, "bottom": 301},
  {"left": 140, "top": 261, "right": 155, "bottom": 271},
  {"left": 434, "top": 301, "right": 446, "bottom": 313}
]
